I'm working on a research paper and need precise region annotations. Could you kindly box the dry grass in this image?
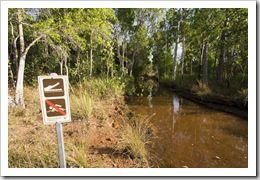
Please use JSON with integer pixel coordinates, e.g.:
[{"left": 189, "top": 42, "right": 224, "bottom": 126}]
[
  {"left": 120, "top": 113, "right": 157, "bottom": 166},
  {"left": 8, "top": 79, "right": 156, "bottom": 168},
  {"left": 70, "top": 83, "right": 93, "bottom": 120},
  {"left": 8, "top": 86, "right": 98, "bottom": 168}
]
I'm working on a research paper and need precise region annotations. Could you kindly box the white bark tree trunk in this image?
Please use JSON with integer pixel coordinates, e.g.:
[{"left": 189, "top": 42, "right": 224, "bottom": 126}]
[
  {"left": 15, "top": 9, "right": 25, "bottom": 108},
  {"left": 90, "top": 37, "right": 93, "bottom": 77},
  {"left": 60, "top": 59, "right": 63, "bottom": 75},
  {"left": 171, "top": 15, "right": 180, "bottom": 80},
  {"left": 15, "top": 8, "right": 46, "bottom": 108}
]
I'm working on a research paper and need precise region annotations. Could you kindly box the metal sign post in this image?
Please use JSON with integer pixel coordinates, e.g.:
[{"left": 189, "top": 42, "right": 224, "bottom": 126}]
[{"left": 56, "top": 122, "right": 66, "bottom": 168}]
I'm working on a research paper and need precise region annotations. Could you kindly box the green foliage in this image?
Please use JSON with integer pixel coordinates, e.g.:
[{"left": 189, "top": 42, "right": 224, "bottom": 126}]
[
  {"left": 8, "top": 8, "right": 248, "bottom": 101},
  {"left": 170, "top": 74, "right": 198, "bottom": 89},
  {"left": 136, "top": 79, "right": 157, "bottom": 96},
  {"left": 122, "top": 76, "right": 136, "bottom": 96}
]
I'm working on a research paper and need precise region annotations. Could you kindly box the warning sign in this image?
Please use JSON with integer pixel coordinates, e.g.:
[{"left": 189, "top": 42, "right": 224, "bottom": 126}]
[
  {"left": 38, "top": 75, "right": 71, "bottom": 124},
  {"left": 45, "top": 99, "right": 66, "bottom": 117},
  {"left": 43, "top": 79, "right": 64, "bottom": 97}
]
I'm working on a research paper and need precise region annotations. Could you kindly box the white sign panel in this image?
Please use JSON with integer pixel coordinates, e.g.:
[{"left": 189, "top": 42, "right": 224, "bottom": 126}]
[{"left": 38, "top": 75, "right": 71, "bottom": 124}]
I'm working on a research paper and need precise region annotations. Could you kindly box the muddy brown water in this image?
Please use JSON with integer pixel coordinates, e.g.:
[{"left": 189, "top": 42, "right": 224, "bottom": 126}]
[{"left": 126, "top": 87, "right": 248, "bottom": 168}]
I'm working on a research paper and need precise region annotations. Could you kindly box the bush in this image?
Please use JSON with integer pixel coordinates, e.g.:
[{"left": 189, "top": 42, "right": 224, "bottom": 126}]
[{"left": 122, "top": 76, "right": 136, "bottom": 96}]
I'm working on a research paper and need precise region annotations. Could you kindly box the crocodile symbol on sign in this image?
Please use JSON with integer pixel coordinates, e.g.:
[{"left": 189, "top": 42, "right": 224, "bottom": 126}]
[{"left": 44, "top": 82, "right": 63, "bottom": 92}]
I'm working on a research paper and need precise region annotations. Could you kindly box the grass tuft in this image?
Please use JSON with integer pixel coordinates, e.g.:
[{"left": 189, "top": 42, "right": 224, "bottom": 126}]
[
  {"left": 66, "top": 139, "right": 94, "bottom": 168},
  {"left": 70, "top": 83, "right": 93, "bottom": 120},
  {"left": 120, "top": 113, "right": 157, "bottom": 166}
]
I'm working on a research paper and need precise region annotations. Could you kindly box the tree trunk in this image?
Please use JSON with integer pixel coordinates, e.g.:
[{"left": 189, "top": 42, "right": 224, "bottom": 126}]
[
  {"left": 90, "top": 37, "right": 93, "bottom": 77},
  {"left": 198, "top": 41, "right": 204, "bottom": 80},
  {"left": 203, "top": 40, "right": 208, "bottom": 84},
  {"left": 15, "top": 9, "right": 25, "bottom": 108},
  {"left": 213, "top": 51, "right": 217, "bottom": 80},
  {"left": 122, "top": 41, "right": 125, "bottom": 76},
  {"left": 172, "top": 42, "right": 178, "bottom": 80},
  {"left": 171, "top": 17, "right": 180, "bottom": 80},
  {"left": 117, "top": 42, "right": 124, "bottom": 77},
  {"left": 60, "top": 59, "right": 63, "bottom": 75},
  {"left": 181, "top": 36, "right": 186, "bottom": 75},
  {"left": 217, "top": 43, "right": 225, "bottom": 83},
  {"left": 10, "top": 22, "right": 19, "bottom": 79},
  {"left": 217, "top": 18, "right": 227, "bottom": 83},
  {"left": 15, "top": 9, "right": 46, "bottom": 108},
  {"left": 8, "top": 63, "right": 15, "bottom": 88},
  {"left": 64, "top": 58, "right": 68, "bottom": 76},
  {"left": 129, "top": 49, "right": 138, "bottom": 77}
]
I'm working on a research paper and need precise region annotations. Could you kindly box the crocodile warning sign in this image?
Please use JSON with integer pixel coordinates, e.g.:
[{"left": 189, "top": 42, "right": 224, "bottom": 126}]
[
  {"left": 38, "top": 75, "right": 71, "bottom": 124},
  {"left": 43, "top": 79, "right": 65, "bottom": 97}
]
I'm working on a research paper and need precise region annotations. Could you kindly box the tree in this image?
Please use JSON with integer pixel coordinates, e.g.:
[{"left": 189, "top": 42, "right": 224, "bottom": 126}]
[
  {"left": 171, "top": 8, "right": 182, "bottom": 80},
  {"left": 15, "top": 9, "right": 48, "bottom": 107}
]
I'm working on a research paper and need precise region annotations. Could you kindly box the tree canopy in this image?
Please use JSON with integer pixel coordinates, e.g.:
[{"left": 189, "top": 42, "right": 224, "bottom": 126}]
[{"left": 8, "top": 8, "right": 248, "bottom": 106}]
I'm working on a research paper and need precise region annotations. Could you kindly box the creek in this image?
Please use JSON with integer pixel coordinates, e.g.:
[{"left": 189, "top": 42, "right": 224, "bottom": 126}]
[{"left": 126, "top": 85, "right": 248, "bottom": 168}]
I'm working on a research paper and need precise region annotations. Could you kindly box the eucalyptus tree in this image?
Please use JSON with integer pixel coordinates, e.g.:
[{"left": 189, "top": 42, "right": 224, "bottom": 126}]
[
  {"left": 10, "top": 8, "right": 61, "bottom": 107},
  {"left": 114, "top": 8, "right": 135, "bottom": 76},
  {"left": 170, "top": 8, "right": 182, "bottom": 80}
]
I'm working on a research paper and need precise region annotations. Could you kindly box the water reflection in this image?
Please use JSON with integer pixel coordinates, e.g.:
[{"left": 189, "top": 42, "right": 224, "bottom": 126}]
[
  {"left": 147, "top": 92, "right": 153, "bottom": 108},
  {"left": 173, "top": 95, "right": 180, "bottom": 113},
  {"left": 127, "top": 87, "right": 248, "bottom": 168}
]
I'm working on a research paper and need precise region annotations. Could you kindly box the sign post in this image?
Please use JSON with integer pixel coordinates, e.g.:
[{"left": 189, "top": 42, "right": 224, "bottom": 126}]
[
  {"left": 38, "top": 73, "right": 71, "bottom": 168},
  {"left": 56, "top": 122, "right": 66, "bottom": 168}
]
